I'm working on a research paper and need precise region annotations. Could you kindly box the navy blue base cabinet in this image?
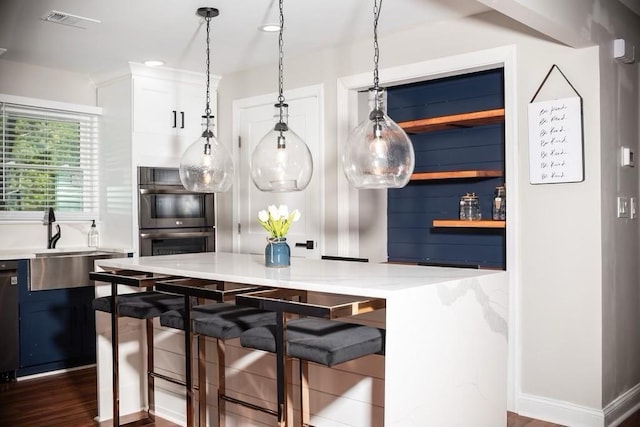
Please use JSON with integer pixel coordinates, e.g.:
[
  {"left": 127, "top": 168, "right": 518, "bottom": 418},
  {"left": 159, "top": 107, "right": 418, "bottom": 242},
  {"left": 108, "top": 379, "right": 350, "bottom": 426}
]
[
  {"left": 16, "top": 260, "right": 96, "bottom": 377},
  {"left": 387, "top": 69, "right": 506, "bottom": 269}
]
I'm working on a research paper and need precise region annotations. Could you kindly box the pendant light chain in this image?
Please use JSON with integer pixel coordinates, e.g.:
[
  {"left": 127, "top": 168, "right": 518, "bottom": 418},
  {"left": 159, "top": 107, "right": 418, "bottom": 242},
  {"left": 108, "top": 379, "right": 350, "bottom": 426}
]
[
  {"left": 204, "top": 12, "right": 212, "bottom": 120},
  {"left": 373, "top": 0, "right": 381, "bottom": 89},
  {"left": 277, "top": 0, "right": 285, "bottom": 124}
]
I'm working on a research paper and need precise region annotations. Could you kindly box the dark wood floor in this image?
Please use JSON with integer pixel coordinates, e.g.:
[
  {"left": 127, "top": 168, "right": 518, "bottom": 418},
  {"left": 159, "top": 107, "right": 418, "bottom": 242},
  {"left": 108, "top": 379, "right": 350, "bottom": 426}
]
[{"left": 1, "top": 367, "right": 639, "bottom": 426}]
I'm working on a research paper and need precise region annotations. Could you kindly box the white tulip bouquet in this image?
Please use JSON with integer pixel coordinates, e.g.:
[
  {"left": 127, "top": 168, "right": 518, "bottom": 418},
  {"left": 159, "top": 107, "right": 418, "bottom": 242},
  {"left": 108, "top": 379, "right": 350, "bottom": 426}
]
[{"left": 257, "top": 205, "right": 301, "bottom": 239}]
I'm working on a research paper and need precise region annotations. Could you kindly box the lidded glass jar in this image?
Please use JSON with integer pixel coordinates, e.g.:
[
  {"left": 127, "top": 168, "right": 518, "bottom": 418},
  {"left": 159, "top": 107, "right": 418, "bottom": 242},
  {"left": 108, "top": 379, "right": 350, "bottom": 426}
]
[
  {"left": 492, "top": 185, "right": 506, "bottom": 220},
  {"left": 459, "top": 192, "right": 481, "bottom": 220}
]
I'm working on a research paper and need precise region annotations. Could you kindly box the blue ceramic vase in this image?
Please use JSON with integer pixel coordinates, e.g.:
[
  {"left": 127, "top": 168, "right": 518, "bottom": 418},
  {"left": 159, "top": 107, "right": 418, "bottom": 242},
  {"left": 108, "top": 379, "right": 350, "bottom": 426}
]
[{"left": 265, "top": 237, "right": 290, "bottom": 267}]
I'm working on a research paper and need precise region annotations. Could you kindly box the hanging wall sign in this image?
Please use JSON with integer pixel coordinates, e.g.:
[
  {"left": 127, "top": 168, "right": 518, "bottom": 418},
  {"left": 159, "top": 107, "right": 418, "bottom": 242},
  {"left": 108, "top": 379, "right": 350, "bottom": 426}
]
[{"left": 528, "top": 65, "right": 584, "bottom": 184}]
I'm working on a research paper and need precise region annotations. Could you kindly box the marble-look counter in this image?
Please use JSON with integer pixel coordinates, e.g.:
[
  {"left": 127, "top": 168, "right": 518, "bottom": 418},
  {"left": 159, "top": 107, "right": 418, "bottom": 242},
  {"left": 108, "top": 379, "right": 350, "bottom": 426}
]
[{"left": 94, "top": 252, "right": 508, "bottom": 426}]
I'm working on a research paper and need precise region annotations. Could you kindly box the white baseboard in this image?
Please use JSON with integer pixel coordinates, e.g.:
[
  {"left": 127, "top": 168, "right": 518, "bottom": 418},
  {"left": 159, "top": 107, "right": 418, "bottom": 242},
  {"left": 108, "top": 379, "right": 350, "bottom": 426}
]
[
  {"left": 154, "top": 407, "right": 185, "bottom": 427},
  {"left": 605, "top": 383, "right": 640, "bottom": 427},
  {"left": 517, "top": 393, "right": 604, "bottom": 427}
]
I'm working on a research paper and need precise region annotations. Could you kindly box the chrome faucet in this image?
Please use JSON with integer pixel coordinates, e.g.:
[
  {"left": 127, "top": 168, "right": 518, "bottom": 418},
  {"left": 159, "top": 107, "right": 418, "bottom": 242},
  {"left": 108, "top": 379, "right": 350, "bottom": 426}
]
[{"left": 44, "top": 207, "right": 61, "bottom": 249}]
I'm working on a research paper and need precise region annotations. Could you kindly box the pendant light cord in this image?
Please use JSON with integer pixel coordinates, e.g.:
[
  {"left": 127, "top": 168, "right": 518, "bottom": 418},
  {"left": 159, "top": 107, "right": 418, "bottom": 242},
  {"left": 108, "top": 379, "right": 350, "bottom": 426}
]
[
  {"left": 277, "top": 0, "right": 285, "bottom": 124},
  {"left": 205, "top": 12, "right": 212, "bottom": 124},
  {"left": 373, "top": 0, "right": 381, "bottom": 89}
]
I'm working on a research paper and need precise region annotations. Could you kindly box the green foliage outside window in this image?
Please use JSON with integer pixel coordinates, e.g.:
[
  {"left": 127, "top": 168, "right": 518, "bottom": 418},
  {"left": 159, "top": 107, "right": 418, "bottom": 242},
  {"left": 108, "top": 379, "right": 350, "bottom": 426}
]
[{"left": 1, "top": 115, "right": 83, "bottom": 212}]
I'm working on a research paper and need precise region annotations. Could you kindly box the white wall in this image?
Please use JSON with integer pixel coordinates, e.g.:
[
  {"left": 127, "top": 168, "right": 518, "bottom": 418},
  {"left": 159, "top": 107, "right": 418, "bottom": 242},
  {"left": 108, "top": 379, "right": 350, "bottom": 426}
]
[
  {"left": 0, "top": 59, "right": 95, "bottom": 105},
  {"left": 587, "top": 1, "right": 640, "bottom": 412}
]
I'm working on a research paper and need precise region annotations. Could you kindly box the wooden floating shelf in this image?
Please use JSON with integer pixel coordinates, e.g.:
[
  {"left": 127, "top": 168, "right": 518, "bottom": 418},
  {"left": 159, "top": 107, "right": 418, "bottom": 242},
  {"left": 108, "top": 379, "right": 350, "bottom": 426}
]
[
  {"left": 432, "top": 219, "right": 506, "bottom": 229},
  {"left": 411, "top": 170, "right": 503, "bottom": 181},
  {"left": 399, "top": 108, "right": 505, "bottom": 134}
]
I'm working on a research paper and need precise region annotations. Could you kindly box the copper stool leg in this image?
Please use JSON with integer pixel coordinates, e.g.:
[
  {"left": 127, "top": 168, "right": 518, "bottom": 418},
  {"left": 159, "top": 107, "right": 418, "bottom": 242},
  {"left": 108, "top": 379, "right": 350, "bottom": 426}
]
[
  {"left": 146, "top": 318, "right": 156, "bottom": 422},
  {"left": 110, "top": 283, "right": 119, "bottom": 426},
  {"left": 198, "top": 329, "right": 207, "bottom": 426},
  {"left": 300, "top": 360, "right": 310, "bottom": 426},
  {"left": 217, "top": 339, "right": 226, "bottom": 427}
]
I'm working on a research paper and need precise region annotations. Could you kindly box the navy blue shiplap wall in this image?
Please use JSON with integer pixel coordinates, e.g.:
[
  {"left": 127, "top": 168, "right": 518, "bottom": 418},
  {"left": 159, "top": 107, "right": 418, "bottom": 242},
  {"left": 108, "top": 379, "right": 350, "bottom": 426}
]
[{"left": 386, "top": 69, "right": 506, "bottom": 269}]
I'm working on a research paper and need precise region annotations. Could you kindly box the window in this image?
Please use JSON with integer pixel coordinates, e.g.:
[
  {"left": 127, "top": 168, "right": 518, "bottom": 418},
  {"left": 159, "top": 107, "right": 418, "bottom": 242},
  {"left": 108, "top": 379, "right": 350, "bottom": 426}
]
[{"left": 0, "top": 96, "right": 100, "bottom": 221}]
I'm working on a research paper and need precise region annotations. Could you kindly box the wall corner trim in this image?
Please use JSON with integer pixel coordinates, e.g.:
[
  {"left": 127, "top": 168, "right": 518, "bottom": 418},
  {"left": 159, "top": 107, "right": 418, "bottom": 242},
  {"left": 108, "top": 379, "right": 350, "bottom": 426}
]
[{"left": 604, "top": 383, "right": 640, "bottom": 427}]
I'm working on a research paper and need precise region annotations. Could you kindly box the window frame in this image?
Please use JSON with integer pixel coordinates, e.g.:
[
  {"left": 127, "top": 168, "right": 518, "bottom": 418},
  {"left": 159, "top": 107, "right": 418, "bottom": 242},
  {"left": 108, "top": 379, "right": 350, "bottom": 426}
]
[{"left": 0, "top": 94, "right": 102, "bottom": 222}]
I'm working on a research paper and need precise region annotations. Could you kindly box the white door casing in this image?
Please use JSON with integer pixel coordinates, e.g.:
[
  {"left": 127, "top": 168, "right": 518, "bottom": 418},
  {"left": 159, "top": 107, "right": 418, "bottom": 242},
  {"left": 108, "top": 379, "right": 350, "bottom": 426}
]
[{"left": 233, "top": 84, "right": 324, "bottom": 259}]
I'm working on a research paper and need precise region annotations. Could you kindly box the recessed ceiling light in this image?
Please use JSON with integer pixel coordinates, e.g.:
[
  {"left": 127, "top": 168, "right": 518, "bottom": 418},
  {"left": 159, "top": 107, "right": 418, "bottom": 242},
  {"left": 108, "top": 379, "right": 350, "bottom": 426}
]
[
  {"left": 143, "top": 60, "right": 165, "bottom": 67},
  {"left": 259, "top": 24, "right": 281, "bottom": 32}
]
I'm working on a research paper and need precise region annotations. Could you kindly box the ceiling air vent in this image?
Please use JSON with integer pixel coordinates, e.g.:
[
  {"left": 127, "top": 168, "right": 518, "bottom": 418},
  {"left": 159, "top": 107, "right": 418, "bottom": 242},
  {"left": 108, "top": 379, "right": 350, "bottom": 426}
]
[{"left": 41, "top": 10, "right": 101, "bottom": 29}]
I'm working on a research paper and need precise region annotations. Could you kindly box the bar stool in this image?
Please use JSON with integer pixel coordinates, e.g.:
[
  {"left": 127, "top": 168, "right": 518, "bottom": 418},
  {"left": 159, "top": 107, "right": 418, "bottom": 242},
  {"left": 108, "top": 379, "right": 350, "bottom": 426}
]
[
  {"left": 237, "top": 289, "right": 386, "bottom": 427},
  {"left": 155, "top": 278, "right": 277, "bottom": 427},
  {"left": 90, "top": 269, "right": 184, "bottom": 426}
]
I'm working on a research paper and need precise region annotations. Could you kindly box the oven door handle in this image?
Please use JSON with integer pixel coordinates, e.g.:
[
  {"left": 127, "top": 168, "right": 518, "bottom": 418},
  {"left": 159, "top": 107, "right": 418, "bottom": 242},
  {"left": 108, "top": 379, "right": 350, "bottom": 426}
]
[
  {"left": 139, "top": 186, "right": 194, "bottom": 195},
  {"left": 140, "top": 231, "right": 214, "bottom": 239}
]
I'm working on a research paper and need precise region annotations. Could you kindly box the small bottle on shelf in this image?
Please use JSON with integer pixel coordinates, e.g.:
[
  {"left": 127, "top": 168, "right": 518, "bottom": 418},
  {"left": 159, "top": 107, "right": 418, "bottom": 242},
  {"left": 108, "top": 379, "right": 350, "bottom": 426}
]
[
  {"left": 492, "top": 185, "right": 506, "bottom": 220},
  {"left": 88, "top": 220, "right": 99, "bottom": 248}
]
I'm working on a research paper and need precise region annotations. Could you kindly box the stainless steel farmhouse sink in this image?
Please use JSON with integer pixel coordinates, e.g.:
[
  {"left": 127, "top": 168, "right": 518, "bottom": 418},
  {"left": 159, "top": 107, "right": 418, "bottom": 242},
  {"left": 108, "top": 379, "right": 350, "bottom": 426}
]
[{"left": 29, "top": 250, "right": 126, "bottom": 291}]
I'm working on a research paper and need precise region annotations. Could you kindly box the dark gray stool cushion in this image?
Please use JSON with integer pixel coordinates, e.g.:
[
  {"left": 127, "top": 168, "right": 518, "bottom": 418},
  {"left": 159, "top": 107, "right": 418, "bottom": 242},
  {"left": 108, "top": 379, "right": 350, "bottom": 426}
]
[
  {"left": 92, "top": 292, "right": 184, "bottom": 319},
  {"left": 160, "top": 303, "right": 276, "bottom": 340},
  {"left": 241, "top": 318, "right": 385, "bottom": 367}
]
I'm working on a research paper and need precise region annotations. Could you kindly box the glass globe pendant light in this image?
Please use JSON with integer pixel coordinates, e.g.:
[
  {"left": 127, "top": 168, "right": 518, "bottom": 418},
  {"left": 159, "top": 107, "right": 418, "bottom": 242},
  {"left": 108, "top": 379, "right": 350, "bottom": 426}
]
[
  {"left": 342, "top": 0, "right": 414, "bottom": 189},
  {"left": 250, "top": 0, "right": 313, "bottom": 192},
  {"left": 179, "top": 7, "right": 234, "bottom": 193}
]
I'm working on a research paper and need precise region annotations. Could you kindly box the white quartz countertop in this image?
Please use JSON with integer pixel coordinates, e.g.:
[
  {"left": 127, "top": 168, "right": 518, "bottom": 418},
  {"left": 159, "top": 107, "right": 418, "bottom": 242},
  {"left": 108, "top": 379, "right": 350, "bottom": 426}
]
[{"left": 95, "top": 252, "right": 505, "bottom": 298}]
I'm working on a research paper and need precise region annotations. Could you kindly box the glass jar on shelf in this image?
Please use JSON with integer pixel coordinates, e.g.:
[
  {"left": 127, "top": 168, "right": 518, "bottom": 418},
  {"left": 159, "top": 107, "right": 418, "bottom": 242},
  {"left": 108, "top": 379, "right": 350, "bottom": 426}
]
[{"left": 459, "top": 192, "right": 481, "bottom": 220}]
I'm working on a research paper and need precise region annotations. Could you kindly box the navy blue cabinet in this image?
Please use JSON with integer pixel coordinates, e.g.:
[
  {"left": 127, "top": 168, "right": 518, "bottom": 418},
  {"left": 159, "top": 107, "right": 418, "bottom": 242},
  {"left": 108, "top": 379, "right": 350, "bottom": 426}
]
[
  {"left": 387, "top": 69, "right": 506, "bottom": 269},
  {"left": 16, "top": 260, "right": 96, "bottom": 376}
]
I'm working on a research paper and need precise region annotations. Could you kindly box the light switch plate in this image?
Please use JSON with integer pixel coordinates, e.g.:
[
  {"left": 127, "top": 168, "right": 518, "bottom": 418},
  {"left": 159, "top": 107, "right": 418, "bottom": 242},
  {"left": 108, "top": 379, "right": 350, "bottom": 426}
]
[
  {"left": 621, "top": 147, "right": 635, "bottom": 167},
  {"left": 618, "top": 196, "right": 630, "bottom": 218},
  {"left": 631, "top": 197, "right": 637, "bottom": 219}
]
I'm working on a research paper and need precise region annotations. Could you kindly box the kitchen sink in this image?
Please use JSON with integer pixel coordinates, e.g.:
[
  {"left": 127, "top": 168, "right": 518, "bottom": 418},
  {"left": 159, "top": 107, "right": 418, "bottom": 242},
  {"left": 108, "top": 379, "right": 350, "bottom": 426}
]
[
  {"left": 29, "top": 250, "right": 126, "bottom": 291},
  {"left": 34, "top": 249, "right": 113, "bottom": 258}
]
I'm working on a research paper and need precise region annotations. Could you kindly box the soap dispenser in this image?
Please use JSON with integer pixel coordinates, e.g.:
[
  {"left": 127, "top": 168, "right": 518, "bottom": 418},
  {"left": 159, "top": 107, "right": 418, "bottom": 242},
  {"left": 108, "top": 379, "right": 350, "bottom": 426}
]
[{"left": 88, "top": 220, "right": 99, "bottom": 248}]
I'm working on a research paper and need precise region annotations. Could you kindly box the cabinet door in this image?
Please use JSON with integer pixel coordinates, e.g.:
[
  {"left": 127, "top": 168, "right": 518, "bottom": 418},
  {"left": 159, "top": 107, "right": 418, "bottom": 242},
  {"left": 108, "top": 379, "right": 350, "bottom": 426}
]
[
  {"left": 133, "top": 76, "right": 207, "bottom": 137},
  {"left": 19, "top": 299, "right": 77, "bottom": 367},
  {"left": 132, "top": 77, "right": 209, "bottom": 165},
  {"left": 178, "top": 81, "right": 209, "bottom": 143},
  {"left": 18, "top": 287, "right": 96, "bottom": 374},
  {"left": 133, "top": 76, "right": 180, "bottom": 135}
]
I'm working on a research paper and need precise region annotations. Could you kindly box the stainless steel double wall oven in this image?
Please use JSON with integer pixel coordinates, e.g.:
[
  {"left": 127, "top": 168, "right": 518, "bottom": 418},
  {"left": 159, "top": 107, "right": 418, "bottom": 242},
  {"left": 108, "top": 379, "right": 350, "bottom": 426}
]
[{"left": 138, "top": 167, "right": 215, "bottom": 256}]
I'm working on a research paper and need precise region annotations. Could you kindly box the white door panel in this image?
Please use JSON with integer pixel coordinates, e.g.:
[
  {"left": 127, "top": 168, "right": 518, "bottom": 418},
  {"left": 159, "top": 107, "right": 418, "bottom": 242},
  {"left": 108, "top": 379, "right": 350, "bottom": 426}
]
[{"left": 236, "top": 89, "right": 322, "bottom": 259}]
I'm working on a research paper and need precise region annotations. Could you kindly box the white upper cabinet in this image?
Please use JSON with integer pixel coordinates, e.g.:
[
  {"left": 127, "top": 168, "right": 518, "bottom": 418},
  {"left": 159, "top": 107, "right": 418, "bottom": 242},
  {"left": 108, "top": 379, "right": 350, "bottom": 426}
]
[
  {"left": 95, "top": 62, "right": 219, "bottom": 167},
  {"left": 132, "top": 76, "right": 207, "bottom": 143}
]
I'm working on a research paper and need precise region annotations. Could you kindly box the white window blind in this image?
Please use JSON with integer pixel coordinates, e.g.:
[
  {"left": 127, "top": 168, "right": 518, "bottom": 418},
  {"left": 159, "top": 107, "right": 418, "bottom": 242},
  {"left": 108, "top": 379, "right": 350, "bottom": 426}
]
[{"left": 0, "top": 101, "right": 99, "bottom": 220}]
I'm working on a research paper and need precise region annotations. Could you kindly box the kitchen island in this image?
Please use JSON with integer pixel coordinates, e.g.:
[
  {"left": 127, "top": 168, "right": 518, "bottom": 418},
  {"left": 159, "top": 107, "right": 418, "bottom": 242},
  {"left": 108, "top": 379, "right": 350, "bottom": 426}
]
[{"left": 93, "top": 252, "right": 508, "bottom": 426}]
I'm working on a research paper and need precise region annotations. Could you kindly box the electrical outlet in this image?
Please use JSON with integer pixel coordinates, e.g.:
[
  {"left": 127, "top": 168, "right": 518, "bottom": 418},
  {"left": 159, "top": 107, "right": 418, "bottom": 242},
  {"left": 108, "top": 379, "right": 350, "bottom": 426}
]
[
  {"left": 631, "top": 197, "right": 637, "bottom": 219},
  {"left": 618, "top": 196, "right": 630, "bottom": 218}
]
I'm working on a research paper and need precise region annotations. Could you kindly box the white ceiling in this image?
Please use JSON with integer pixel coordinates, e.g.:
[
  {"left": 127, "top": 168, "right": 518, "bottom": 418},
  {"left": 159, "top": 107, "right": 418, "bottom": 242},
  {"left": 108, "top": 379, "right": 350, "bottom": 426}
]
[{"left": 0, "top": 0, "right": 490, "bottom": 76}]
